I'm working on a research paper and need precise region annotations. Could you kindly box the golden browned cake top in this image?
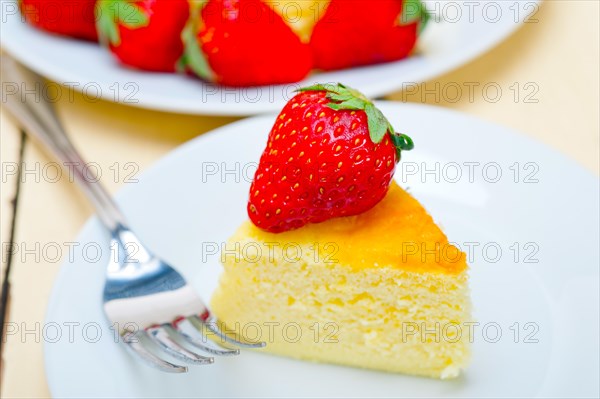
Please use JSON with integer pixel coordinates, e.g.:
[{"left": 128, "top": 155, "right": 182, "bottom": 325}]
[{"left": 239, "top": 182, "right": 467, "bottom": 274}]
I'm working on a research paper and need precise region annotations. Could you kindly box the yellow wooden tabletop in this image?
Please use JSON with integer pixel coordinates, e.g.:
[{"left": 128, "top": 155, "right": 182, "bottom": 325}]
[{"left": 1, "top": 1, "right": 598, "bottom": 397}]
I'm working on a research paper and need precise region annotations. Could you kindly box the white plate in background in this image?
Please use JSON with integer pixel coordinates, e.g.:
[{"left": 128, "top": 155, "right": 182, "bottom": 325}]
[{"left": 1, "top": 0, "right": 540, "bottom": 115}]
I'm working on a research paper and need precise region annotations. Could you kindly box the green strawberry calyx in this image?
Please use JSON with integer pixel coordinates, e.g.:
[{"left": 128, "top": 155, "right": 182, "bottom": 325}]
[
  {"left": 96, "top": 0, "right": 150, "bottom": 46},
  {"left": 297, "top": 83, "right": 414, "bottom": 161},
  {"left": 398, "top": 0, "right": 431, "bottom": 34},
  {"left": 176, "top": 0, "right": 215, "bottom": 81}
]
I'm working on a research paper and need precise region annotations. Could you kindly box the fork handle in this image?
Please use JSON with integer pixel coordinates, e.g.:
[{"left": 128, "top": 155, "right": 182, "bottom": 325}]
[{"left": 2, "top": 58, "right": 127, "bottom": 234}]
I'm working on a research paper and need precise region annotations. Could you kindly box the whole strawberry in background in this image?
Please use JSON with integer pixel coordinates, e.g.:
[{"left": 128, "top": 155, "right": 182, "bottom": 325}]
[
  {"left": 20, "top": 0, "right": 98, "bottom": 41},
  {"left": 180, "top": 0, "right": 312, "bottom": 87},
  {"left": 96, "top": 0, "right": 189, "bottom": 72},
  {"left": 248, "top": 83, "right": 414, "bottom": 233},
  {"left": 310, "top": 0, "right": 430, "bottom": 71}
]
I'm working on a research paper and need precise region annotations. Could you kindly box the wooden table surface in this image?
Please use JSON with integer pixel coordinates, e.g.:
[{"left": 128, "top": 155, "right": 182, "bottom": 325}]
[{"left": 1, "top": 1, "right": 598, "bottom": 397}]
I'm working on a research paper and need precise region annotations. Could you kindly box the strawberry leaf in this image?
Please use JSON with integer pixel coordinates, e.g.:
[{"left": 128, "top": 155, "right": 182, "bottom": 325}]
[
  {"left": 399, "top": 0, "right": 431, "bottom": 34},
  {"left": 114, "top": 2, "right": 149, "bottom": 28},
  {"left": 326, "top": 103, "right": 344, "bottom": 111},
  {"left": 96, "top": 0, "right": 150, "bottom": 46},
  {"left": 340, "top": 97, "right": 365, "bottom": 110},
  {"left": 327, "top": 92, "right": 353, "bottom": 102},
  {"left": 345, "top": 86, "right": 369, "bottom": 102},
  {"left": 297, "top": 83, "right": 339, "bottom": 93},
  {"left": 297, "top": 83, "right": 414, "bottom": 161},
  {"left": 178, "top": 1, "right": 215, "bottom": 81},
  {"left": 97, "top": 9, "right": 120, "bottom": 45},
  {"left": 364, "top": 103, "right": 388, "bottom": 143},
  {"left": 97, "top": 0, "right": 121, "bottom": 46},
  {"left": 390, "top": 132, "right": 415, "bottom": 160}
]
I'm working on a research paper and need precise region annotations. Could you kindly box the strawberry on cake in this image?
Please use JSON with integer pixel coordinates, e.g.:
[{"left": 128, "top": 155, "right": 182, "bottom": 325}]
[{"left": 210, "top": 83, "right": 472, "bottom": 379}]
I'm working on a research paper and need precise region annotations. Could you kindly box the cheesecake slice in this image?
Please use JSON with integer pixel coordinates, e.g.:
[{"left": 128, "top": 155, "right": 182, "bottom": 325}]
[{"left": 211, "top": 182, "right": 471, "bottom": 379}]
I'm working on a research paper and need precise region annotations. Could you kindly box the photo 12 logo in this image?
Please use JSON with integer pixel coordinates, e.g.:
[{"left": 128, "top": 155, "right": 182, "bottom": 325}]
[
  {"left": 1, "top": 161, "right": 140, "bottom": 185},
  {"left": 399, "top": 161, "right": 540, "bottom": 184},
  {"left": 201, "top": 241, "right": 340, "bottom": 264},
  {"left": 1, "top": 80, "right": 140, "bottom": 104},
  {"left": 412, "top": 1, "right": 540, "bottom": 25},
  {"left": 398, "top": 81, "right": 540, "bottom": 104}
]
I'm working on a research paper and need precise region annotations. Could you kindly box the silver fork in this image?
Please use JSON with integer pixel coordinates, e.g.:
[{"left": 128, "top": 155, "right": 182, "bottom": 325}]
[{"left": 2, "top": 58, "right": 265, "bottom": 373}]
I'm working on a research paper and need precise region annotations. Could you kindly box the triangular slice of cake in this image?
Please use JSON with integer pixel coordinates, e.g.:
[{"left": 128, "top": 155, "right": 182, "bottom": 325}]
[{"left": 210, "top": 84, "right": 471, "bottom": 379}]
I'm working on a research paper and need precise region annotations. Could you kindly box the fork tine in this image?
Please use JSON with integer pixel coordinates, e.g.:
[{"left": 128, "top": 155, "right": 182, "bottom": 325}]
[
  {"left": 193, "top": 315, "right": 267, "bottom": 349},
  {"left": 173, "top": 318, "right": 240, "bottom": 356},
  {"left": 147, "top": 325, "right": 214, "bottom": 365},
  {"left": 122, "top": 331, "right": 188, "bottom": 373}
]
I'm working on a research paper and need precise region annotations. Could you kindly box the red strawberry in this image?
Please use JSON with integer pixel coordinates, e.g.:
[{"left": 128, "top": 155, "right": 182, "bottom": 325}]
[
  {"left": 310, "top": 0, "right": 429, "bottom": 71},
  {"left": 247, "top": 83, "right": 414, "bottom": 233},
  {"left": 20, "top": 0, "right": 98, "bottom": 41},
  {"left": 180, "top": 0, "right": 312, "bottom": 87},
  {"left": 96, "top": 0, "right": 189, "bottom": 72}
]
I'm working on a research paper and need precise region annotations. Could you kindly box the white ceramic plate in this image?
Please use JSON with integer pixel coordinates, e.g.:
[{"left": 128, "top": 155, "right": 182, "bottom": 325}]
[
  {"left": 43, "top": 102, "right": 599, "bottom": 397},
  {"left": 1, "top": 0, "right": 539, "bottom": 115}
]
